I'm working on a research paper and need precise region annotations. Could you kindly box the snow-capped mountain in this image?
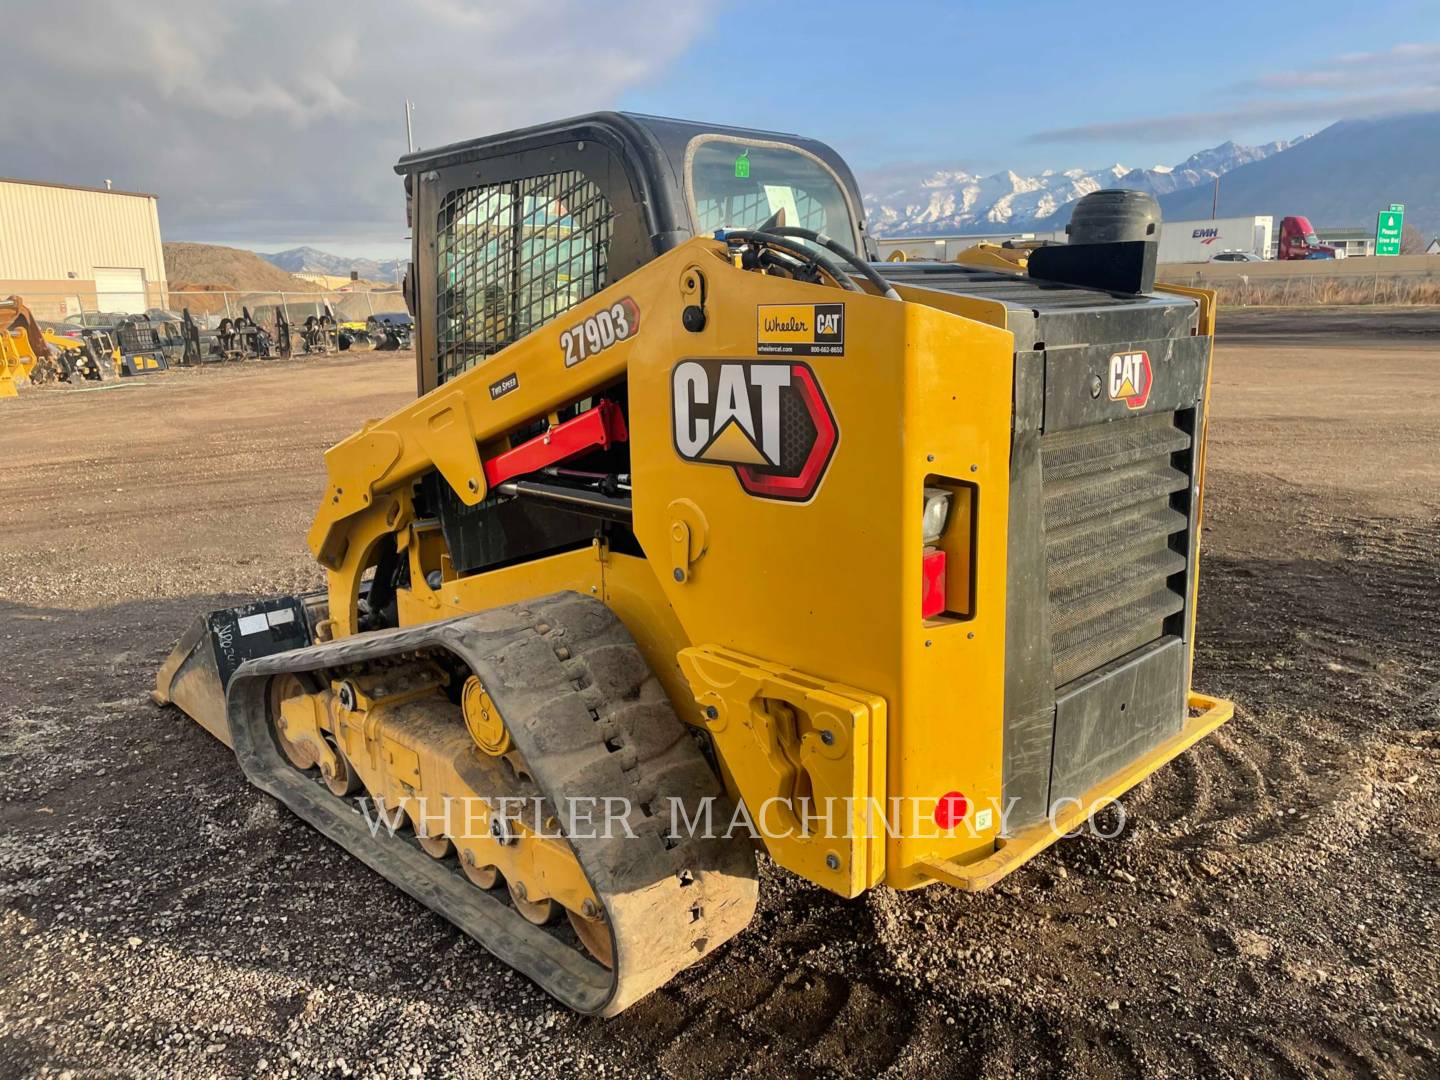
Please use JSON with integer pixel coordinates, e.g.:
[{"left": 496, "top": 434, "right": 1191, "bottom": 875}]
[
  {"left": 261, "top": 246, "right": 406, "bottom": 283},
  {"left": 864, "top": 137, "right": 1302, "bottom": 237}
]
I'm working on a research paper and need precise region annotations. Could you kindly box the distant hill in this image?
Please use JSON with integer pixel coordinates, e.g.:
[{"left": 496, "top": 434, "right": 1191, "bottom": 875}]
[
  {"left": 261, "top": 246, "right": 406, "bottom": 285},
  {"left": 868, "top": 111, "right": 1440, "bottom": 241},
  {"left": 163, "top": 242, "right": 313, "bottom": 292},
  {"left": 1151, "top": 112, "right": 1440, "bottom": 236},
  {"left": 864, "top": 137, "right": 1299, "bottom": 237}
]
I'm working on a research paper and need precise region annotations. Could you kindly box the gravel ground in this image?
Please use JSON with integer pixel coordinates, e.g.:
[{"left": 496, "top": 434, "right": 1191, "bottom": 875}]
[{"left": 1, "top": 333, "right": 1437, "bottom": 1078}]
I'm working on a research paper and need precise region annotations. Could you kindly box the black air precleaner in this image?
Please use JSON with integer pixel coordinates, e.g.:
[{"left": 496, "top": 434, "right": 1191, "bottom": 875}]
[{"left": 1029, "top": 189, "right": 1161, "bottom": 295}]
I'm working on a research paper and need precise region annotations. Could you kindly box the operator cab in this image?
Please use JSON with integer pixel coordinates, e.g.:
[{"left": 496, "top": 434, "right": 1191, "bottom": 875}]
[{"left": 397, "top": 112, "right": 872, "bottom": 393}]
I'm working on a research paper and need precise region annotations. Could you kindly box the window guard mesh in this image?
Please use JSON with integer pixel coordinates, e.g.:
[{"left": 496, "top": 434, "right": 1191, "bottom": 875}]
[{"left": 435, "top": 171, "right": 614, "bottom": 385}]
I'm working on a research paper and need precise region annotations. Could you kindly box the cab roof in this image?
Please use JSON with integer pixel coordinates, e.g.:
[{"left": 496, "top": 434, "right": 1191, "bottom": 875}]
[{"left": 394, "top": 111, "right": 868, "bottom": 245}]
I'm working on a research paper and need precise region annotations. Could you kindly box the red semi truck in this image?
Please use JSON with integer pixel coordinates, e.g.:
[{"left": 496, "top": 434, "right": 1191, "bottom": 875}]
[{"left": 1278, "top": 215, "right": 1342, "bottom": 259}]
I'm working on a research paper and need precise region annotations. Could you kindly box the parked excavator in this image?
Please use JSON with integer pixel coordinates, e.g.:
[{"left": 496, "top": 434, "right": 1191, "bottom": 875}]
[{"left": 155, "top": 113, "right": 1234, "bottom": 1015}]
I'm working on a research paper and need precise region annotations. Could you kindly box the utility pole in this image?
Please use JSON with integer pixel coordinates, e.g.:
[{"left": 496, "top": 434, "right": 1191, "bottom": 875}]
[
  {"left": 404, "top": 100, "right": 415, "bottom": 154},
  {"left": 1211, "top": 176, "right": 1219, "bottom": 220}
]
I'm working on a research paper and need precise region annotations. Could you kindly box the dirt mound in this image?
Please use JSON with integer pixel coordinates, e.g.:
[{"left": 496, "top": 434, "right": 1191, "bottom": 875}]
[{"left": 163, "top": 242, "right": 313, "bottom": 293}]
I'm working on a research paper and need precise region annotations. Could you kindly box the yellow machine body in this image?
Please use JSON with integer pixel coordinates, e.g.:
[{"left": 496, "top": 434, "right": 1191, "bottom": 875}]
[
  {"left": 0, "top": 329, "right": 35, "bottom": 396},
  {"left": 305, "top": 238, "right": 1230, "bottom": 894},
  {"left": 2, "top": 298, "right": 43, "bottom": 396}
]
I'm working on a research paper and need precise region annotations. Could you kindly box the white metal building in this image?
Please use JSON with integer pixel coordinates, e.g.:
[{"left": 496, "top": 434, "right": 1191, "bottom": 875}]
[{"left": 0, "top": 177, "right": 167, "bottom": 320}]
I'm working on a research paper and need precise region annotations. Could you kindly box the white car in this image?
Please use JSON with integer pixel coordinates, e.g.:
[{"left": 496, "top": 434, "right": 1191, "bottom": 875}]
[{"left": 1209, "top": 251, "right": 1264, "bottom": 263}]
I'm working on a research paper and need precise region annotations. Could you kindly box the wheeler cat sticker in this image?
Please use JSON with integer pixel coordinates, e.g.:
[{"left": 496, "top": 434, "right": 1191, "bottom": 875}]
[
  {"left": 671, "top": 360, "right": 838, "bottom": 502},
  {"left": 561, "top": 297, "right": 640, "bottom": 367},
  {"left": 756, "top": 303, "right": 844, "bottom": 356},
  {"left": 1107, "top": 350, "right": 1152, "bottom": 410}
]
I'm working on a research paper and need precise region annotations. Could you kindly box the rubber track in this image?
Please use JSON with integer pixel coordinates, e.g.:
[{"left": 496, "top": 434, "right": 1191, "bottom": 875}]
[{"left": 226, "top": 591, "right": 758, "bottom": 1015}]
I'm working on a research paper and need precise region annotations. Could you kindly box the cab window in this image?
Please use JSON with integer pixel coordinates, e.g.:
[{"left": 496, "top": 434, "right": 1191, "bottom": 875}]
[{"left": 687, "top": 137, "right": 860, "bottom": 252}]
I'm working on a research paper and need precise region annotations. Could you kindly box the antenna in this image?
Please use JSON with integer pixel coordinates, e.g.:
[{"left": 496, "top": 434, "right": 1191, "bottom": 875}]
[{"left": 404, "top": 100, "right": 415, "bottom": 154}]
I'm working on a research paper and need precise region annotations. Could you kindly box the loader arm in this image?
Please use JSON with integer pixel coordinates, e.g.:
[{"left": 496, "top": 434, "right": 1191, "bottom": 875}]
[{"left": 307, "top": 239, "right": 726, "bottom": 634}]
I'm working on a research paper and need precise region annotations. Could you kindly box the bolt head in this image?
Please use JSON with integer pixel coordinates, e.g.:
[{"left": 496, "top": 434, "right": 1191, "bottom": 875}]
[
  {"left": 582, "top": 899, "right": 599, "bottom": 918},
  {"left": 704, "top": 705, "right": 719, "bottom": 720},
  {"left": 819, "top": 729, "right": 835, "bottom": 746},
  {"left": 673, "top": 567, "right": 686, "bottom": 583},
  {"left": 825, "top": 853, "right": 840, "bottom": 871}
]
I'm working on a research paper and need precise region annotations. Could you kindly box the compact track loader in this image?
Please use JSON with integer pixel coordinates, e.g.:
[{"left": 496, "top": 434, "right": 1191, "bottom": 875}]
[{"left": 156, "top": 113, "right": 1234, "bottom": 1015}]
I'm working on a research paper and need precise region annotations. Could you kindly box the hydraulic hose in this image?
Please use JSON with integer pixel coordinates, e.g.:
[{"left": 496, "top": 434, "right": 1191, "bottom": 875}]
[
  {"left": 715, "top": 230, "right": 864, "bottom": 293},
  {"left": 765, "top": 225, "right": 901, "bottom": 300}
]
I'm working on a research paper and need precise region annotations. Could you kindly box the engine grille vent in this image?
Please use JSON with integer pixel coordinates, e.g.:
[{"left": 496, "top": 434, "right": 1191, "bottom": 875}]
[{"left": 1042, "top": 412, "right": 1192, "bottom": 686}]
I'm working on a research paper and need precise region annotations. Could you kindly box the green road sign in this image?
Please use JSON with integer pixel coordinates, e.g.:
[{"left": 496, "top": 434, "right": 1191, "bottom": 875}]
[{"left": 1376, "top": 207, "right": 1404, "bottom": 256}]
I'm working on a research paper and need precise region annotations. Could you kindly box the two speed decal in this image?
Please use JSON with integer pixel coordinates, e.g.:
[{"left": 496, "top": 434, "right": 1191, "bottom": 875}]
[
  {"left": 561, "top": 297, "right": 640, "bottom": 367},
  {"left": 489, "top": 372, "right": 519, "bottom": 400}
]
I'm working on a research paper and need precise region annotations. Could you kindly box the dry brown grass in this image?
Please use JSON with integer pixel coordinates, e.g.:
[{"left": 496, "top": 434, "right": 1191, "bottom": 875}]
[{"left": 1187, "top": 274, "right": 1440, "bottom": 307}]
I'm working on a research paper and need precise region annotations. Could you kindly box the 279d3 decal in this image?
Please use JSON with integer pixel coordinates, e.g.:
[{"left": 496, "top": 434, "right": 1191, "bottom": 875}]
[
  {"left": 671, "top": 360, "right": 838, "bottom": 502},
  {"left": 560, "top": 297, "right": 640, "bottom": 367}
]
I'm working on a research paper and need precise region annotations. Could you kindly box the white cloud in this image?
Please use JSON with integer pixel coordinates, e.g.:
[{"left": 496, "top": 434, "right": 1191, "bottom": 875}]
[
  {"left": 1235, "top": 42, "right": 1440, "bottom": 92},
  {"left": 1, "top": 0, "right": 712, "bottom": 250},
  {"left": 1030, "top": 40, "right": 1440, "bottom": 144}
]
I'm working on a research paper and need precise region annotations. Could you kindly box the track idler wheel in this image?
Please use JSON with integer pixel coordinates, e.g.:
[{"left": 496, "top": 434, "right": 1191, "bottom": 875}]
[
  {"left": 269, "top": 673, "right": 318, "bottom": 770},
  {"left": 568, "top": 905, "right": 614, "bottom": 969}
]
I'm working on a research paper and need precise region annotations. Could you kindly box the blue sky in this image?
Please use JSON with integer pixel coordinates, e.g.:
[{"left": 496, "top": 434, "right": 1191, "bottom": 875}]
[
  {"left": 6, "top": 0, "right": 1437, "bottom": 259},
  {"left": 623, "top": 0, "right": 1440, "bottom": 181}
]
